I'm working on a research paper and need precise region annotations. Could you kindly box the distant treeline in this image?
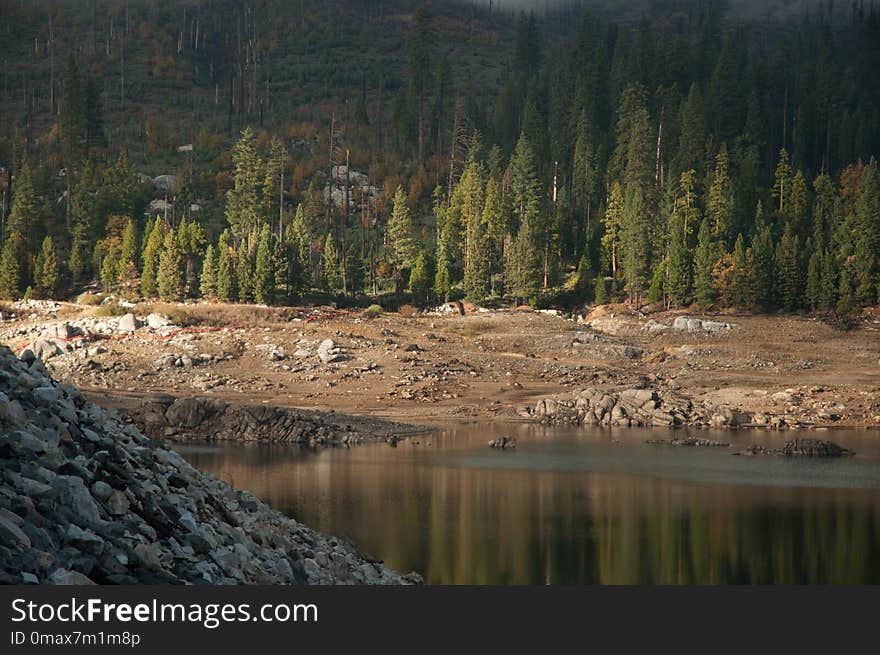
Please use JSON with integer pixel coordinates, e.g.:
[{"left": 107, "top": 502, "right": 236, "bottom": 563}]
[{"left": 0, "top": 1, "right": 878, "bottom": 314}]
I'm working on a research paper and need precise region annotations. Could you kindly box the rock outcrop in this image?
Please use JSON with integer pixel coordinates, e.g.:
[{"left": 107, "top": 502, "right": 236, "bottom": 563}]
[
  {"left": 488, "top": 435, "right": 517, "bottom": 449},
  {"left": 125, "top": 395, "right": 418, "bottom": 445},
  {"left": 531, "top": 386, "right": 752, "bottom": 429},
  {"left": 0, "top": 345, "right": 419, "bottom": 585},
  {"left": 736, "top": 439, "right": 855, "bottom": 457}
]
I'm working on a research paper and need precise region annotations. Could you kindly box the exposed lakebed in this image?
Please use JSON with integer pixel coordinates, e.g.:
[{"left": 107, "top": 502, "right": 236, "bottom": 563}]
[{"left": 177, "top": 423, "right": 880, "bottom": 584}]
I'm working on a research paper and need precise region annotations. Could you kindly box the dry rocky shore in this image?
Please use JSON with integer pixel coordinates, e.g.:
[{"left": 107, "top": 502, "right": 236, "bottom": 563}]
[{"left": 0, "top": 345, "right": 420, "bottom": 585}]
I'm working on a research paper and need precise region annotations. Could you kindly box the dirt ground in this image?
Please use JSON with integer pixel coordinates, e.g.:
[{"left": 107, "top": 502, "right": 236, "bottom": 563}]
[{"left": 3, "top": 300, "right": 879, "bottom": 429}]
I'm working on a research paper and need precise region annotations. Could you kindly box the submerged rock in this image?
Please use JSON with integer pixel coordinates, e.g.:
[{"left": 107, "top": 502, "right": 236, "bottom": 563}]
[
  {"left": 736, "top": 438, "right": 854, "bottom": 458},
  {"left": 646, "top": 437, "right": 730, "bottom": 447},
  {"left": 488, "top": 435, "right": 517, "bottom": 449}
]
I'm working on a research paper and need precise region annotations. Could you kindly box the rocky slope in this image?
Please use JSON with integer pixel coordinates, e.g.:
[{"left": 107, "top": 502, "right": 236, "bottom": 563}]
[{"left": 0, "top": 345, "right": 420, "bottom": 585}]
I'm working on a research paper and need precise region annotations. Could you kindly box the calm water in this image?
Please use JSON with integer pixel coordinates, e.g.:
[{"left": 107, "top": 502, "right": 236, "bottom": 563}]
[{"left": 177, "top": 423, "right": 880, "bottom": 584}]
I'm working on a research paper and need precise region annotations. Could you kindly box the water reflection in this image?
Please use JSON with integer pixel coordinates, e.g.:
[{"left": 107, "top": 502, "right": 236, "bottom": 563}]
[{"left": 178, "top": 424, "right": 880, "bottom": 584}]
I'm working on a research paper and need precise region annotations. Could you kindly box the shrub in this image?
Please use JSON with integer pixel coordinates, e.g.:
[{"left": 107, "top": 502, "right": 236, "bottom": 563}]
[
  {"left": 363, "top": 304, "right": 383, "bottom": 319},
  {"left": 77, "top": 292, "right": 104, "bottom": 306},
  {"left": 398, "top": 304, "right": 418, "bottom": 318},
  {"left": 95, "top": 302, "right": 128, "bottom": 317}
]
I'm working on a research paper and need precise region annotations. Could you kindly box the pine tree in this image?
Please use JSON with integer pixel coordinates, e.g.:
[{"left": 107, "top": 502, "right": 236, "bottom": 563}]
[
  {"left": 157, "top": 229, "right": 183, "bottom": 301},
  {"left": 706, "top": 146, "right": 733, "bottom": 243},
  {"left": 483, "top": 176, "right": 506, "bottom": 279},
  {"left": 100, "top": 242, "right": 120, "bottom": 292},
  {"left": 750, "top": 223, "right": 777, "bottom": 311},
  {"left": 837, "top": 267, "right": 854, "bottom": 315},
  {"left": 676, "top": 82, "right": 706, "bottom": 175},
  {"left": 200, "top": 245, "right": 217, "bottom": 299},
  {"left": 236, "top": 235, "right": 254, "bottom": 303},
  {"left": 507, "top": 219, "right": 541, "bottom": 305},
  {"left": 775, "top": 222, "right": 801, "bottom": 312},
  {"left": 787, "top": 170, "right": 810, "bottom": 234},
  {"left": 594, "top": 276, "right": 609, "bottom": 304},
  {"left": 0, "top": 233, "right": 23, "bottom": 300},
  {"left": 434, "top": 239, "right": 452, "bottom": 302},
  {"left": 819, "top": 250, "right": 838, "bottom": 311},
  {"left": 666, "top": 212, "right": 690, "bottom": 307},
  {"left": 729, "top": 233, "right": 752, "bottom": 309},
  {"left": 463, "top": 185, "right": 491, "bottom": 304},
  {"left": 323, "top": 233, "right": 342, "bottom": 293},
  {"left": 772, "top": 148, "right": 792, "bottom": 215},
  {"left": 216, "top": 231, "right": 237, "bottom": 302},
  {"left": 34, "top": 236, "right": 59, "bottom": 299},
  {"left": 409, "top": 251, "right": 433, "bottom": 305},
  {"left": 693, "top": 216, "right": 718, "bottom": 306},
  {"left": 387, "top": 186, "right": 418, "bottom": 271},
  {"left": 806, "top": 248, "right": 823, "bottom": 311},
  {"left": 254, "top": 225, "right": 276, "bottom": 304},
  {"left": 68, "top": 223, "right": 92, "bottom": 289},
  {"left": 853, "top": 159, "right": 880, "bottom": 306},
  {"left": 289, "top": 204, "right": 313, "bottom": 290},
  {"left": 621, "top": 186, "right": 650, "bottom": 302},
  {"left": 226, "top": 127, "right": 265, "bottom": 241},
  {"left": 117, "top": 219, "right": 138, "bottom": 288},
  {"left": 140, "top": 218, "right": 165, "bottom": 298},
  {"left": 601, "top": 182, "right": 624, "bottom": 277},
  {"left": 7, "top": 158, "right": 38, "bottom": 244}
]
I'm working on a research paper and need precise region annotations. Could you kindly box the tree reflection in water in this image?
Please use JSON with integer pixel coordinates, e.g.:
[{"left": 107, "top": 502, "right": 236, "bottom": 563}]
[{"left": 179, "top": 425, "right": 880, "bottom": 584}]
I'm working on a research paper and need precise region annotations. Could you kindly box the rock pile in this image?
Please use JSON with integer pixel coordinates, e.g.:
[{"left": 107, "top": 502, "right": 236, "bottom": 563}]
[
  {"left": 671, "top": 316, "right": 734, "bottom": 334},
  {"left": 0, "top": 345, "right": 419, "bottom": 585},
  {"left": 317, "top": 339, "right": 348, "bottom": 365},
  {"left": 531, "top": 386, "right": 752, "bottom": 429},
  {"left": 7, "top": 314, "right": 183, "bottom": 365}
]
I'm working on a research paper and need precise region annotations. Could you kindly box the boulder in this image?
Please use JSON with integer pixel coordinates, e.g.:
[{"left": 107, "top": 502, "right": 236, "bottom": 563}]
[
  {"left": 146, "top": 313, "right": 171, "bottom": 329},
  {"left": 117, "top": 313, "right": 138, "bottom": 333},
  {"left": 47, "top": 569, "right": 96, "bottom": 585}
]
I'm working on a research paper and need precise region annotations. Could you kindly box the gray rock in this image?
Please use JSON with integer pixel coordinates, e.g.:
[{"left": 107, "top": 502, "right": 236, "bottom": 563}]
[
  {"left": 0, "top": 514, "right": 31, "bottom": 549},
  {"left": 47, "top": 568, "right": 96, "bottom": 585},
  {"left": 91, "top": 481, "right": 113, "bottom": 501},
  {"left": 105, "top": 490, "right": 130, "bottom": 516},
  {"left": 146, "top": 313, "right": 171, "bottom": 329},
  {"left": 117, "top": 313, "right": 138, "bottom": 333},
  {"left": 32, "top": 385, "right": 59, "bottom": 405},
  {"left": 65, "top": 525, "right": 104, "bottom": 555},
  {"left": 54, "top": 476, "right": 102, "bottom": 527}
]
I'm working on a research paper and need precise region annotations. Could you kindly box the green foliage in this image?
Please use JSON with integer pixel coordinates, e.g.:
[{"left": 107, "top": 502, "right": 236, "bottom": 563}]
[
  {"left": 216, "top": 231, "right": 237, "bottom": 303},
  {"left": 693, "top": 217, "right": 718, "bottom": 307},
  {"left": 157, "top": 229, "right": 184, "bottom": 302},
  {"left": 775, "top": 222, "right": 802, "bottom": 312},
  {"left": 363, "top": 304, "right": 383, "bottom": 319},
  {"left": 34, "top": 236, "right": 59, "bottom": 299},
  {"left": 140, "top": 218, "right": 165, "bottom": 298},
  {"left": 594, "top": 277, "right": 609, "bottom": 305},
  {"left": 254, "top": 225, "right": 276, "bottom": 305},
  {"left": 409, "top": 251, "right": 433, "bottom": 305},
  {"left": 388, "top": 186, "right": 418, "bottom": 271},
  {"left": 226, "top": 128, "right": 265, "bottom": 241},
  {"left": 200, "top": 245, "right": 217, "bottom": 299},
  {"left": 666, "top": 212, "right": 691, "bottom": 307},
  {"left": 0, "top": 233, "right": 23, "bottom": 300},
  {"left": 323, "top": 233, "right": 342, "bottom": 293}
]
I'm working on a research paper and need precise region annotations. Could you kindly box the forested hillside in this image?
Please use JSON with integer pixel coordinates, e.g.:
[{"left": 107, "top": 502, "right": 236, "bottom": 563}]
[{"left": 0, "top": 0, "right": 879, "bottom": 316}]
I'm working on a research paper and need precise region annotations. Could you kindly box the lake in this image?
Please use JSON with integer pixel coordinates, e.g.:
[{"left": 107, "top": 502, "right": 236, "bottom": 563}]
[{"left": 176, "top": 423, "right": 880, "bottom": 584}]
